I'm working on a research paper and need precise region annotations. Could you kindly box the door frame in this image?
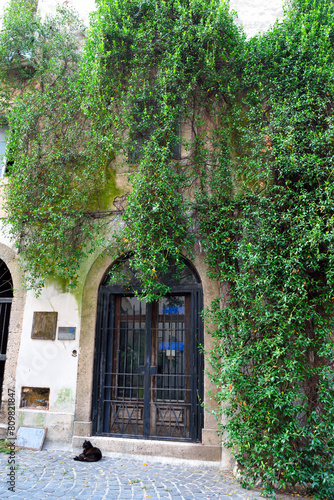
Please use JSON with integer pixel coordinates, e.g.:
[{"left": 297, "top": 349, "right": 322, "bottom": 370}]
[{"left": 91, "top": 259, "right": 204, "bottom": 442}]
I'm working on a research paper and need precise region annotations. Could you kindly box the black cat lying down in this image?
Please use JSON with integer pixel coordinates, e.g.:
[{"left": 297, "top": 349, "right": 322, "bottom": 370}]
[{"left": 73, "top": 440, "right": 102, "bottom": 462}]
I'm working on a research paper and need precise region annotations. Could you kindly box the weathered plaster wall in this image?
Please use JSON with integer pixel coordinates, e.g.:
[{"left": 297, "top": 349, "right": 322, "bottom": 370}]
[
  {"left": 16, "top": 287, "right": 79, "bottom": 403},
  {"left": 230, "top": 0, "right": 284, "bottom": 37},
  {"left": 15, "top": 285, "right": 80, "bottom": 444}
]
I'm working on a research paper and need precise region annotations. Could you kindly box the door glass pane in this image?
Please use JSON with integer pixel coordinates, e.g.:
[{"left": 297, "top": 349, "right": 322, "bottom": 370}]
[
  {"left": 157, "top": 296, "right": 186, "bottom": 401},
  {"left": 105, "top": 296, "right": 146, "bottom": 436},
  {"left": 118, "top": 297, "right": 146, "bottom": 399}
]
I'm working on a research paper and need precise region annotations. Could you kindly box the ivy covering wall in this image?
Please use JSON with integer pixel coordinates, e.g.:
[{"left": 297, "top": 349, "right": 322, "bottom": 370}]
[
  {"left": 0, "top": 0, "right": 119, "bottom": 290},
  {"left": 1, "top": 0, "right": 334, "bottom": 497}
]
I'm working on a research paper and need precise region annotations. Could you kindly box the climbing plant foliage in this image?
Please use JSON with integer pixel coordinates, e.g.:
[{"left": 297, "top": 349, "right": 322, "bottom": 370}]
[
  {"left": 1, "top": 0, "right": 334, "bottom": 496},
  {"left": 0, "top": 0, "right": 117, "bottom": 289},
  {"left": 80, "top": 0, "right": 241, "bottom": 299},
  {"left": 198, "top": 1, "right": 334, "bottom": 497}
]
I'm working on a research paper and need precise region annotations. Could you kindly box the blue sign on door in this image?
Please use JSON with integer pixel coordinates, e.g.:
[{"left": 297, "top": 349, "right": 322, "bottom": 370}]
[{"left": 159, "top": 342, "right": 184, "bottom": 351}]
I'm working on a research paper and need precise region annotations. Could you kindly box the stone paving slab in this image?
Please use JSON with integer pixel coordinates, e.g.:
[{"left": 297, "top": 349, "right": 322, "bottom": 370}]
[{"left": 0, "top": 449, "right": 312, "bottom": 500}]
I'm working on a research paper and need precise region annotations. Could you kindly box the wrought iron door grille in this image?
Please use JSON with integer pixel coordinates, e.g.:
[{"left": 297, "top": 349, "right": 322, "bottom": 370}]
[
  {"left": 151, "top": 374, "right": 191, "bottom": 439},
  {"left": 109, "top": 401, "right": 144, "bottom": 435},
  {"left": 103, "top": 370, "right": 145, "bottom": 436}
]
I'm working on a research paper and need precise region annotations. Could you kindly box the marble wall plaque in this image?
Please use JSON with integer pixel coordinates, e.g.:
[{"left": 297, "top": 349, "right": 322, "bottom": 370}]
[{"left": 31, "top": 311, "right": 58, "bottom": 340}]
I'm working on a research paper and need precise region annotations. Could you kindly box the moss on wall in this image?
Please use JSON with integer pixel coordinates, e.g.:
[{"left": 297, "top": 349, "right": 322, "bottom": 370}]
[
  {"left": 53, "top": 388, "right": 74, "bottom": 411},
  {"left": 18, "top": 413, "right": 24, "bottom": 426},
  {"left": 46, "top": 164, "right": 125, "bottom": 304},
  {"left": 97, "top": 164, "right": 122, "bottom": 211},
  {"left": 34, "top": 413, "right": 46, "bottom": 427}
]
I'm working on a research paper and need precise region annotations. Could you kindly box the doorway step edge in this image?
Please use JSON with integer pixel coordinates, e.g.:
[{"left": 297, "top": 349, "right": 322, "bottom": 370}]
[{"left": 72, "top": 434, "right": 221, "bottom": 464}]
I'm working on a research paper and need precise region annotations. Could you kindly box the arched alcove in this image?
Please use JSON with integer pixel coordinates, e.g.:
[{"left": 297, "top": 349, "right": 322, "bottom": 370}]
[
  {"left": 74, "top": 250, "right": 222, "bottom": 463},
  {"left": 0, "top": 259, "right": 13, "bottom": 406},
  {"left": 92, "top": 257, "right": 204, "bottom": 442},
  {"left": 0, "top": 244, "right": 26, "bottom": 430}
]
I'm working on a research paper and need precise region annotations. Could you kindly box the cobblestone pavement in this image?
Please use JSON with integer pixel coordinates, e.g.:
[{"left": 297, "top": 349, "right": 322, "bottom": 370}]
[{"left": 0, "top": 449, "right": 311, "bottom": 500}]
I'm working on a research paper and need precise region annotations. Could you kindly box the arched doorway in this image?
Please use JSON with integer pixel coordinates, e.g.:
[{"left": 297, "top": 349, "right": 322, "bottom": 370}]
[
  {"left": 92, "top": 258, "right": 204, "bottom": 442},
  {"left": 0, "top": 259, "right": 13, "bottom": 407}
]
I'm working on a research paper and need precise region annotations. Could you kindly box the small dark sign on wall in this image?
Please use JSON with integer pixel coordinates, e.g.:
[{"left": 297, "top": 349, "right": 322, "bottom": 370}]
[
  {"left": 58, "top": 327, "right": 76, "bottom": 340},
  {"left": 31, "top": 312, "right": 58, "bottom": 340}
]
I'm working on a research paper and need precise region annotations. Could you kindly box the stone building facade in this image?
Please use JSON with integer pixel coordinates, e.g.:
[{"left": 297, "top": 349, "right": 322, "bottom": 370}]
[{"left": 0, "top": 0, "right": 283, "bottom": 465}]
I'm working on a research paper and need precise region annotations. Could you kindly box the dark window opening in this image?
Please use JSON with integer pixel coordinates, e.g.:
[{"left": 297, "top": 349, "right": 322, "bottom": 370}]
[
  {"left": 20, "top": 387, "right": 50, "bottom": 409},
  {"left": 128, "top": 101, "right": 181, "bottom": 162}
]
